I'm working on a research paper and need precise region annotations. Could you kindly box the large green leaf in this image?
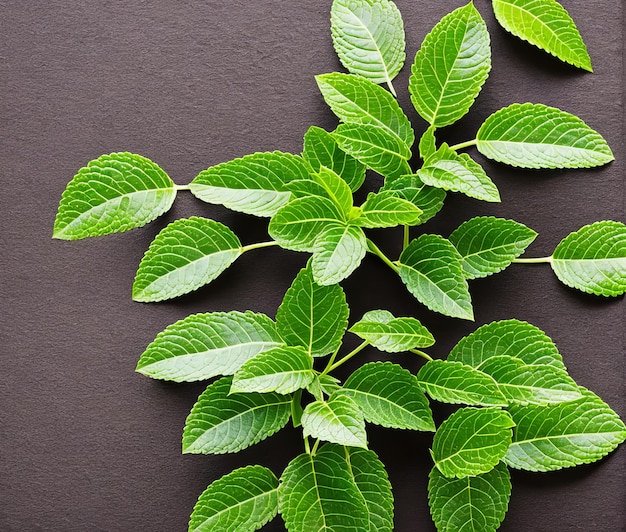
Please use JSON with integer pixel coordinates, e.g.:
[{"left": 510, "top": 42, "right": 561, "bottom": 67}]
[
  {"left": 431, "top": 407, "right": 515, "bottom": 478},
  {"left": 476, "top": 103, "right": 614, "bottom": 168},
  {"left": 381, "top": 174, "right": 446, "bottom": 225},
  {"left": 53, "top": 152, "right": 176, "bottom": 240},
  {"left": 409, "top": 3, "right": 491, "bottom": 128},
  {"left": 182, "top": 377, "right": 291, "bottom": 454},
  {"left": 343, "top": 361, "right": 435, "bottom": 431},
  {"left": 449, "top": 216, "right": 537, "bottom": 279},
  {"left": 189, "top": 151, "right": 311, "bottom": 217},
  {"left": 135, "top": 311, "right": 283, "bottom": 382},
  {"left": 311, "top": 223, "right": 367, "bottom": 285},
  {"left": 330, "top": 0, "right": 405, "bottom": 94},
  {"left": 492, "top": 0, "right": 592, "bottom": 71},
  {"left": 189, "top": 465, "right": 279, "bottom": 532},
  {"left": 275, "top": 266, "right": 349, "bottom": 357},
  {"left": 399, "top": 235, "right": 474, "bottom": 320},
  {"left": 349, "top": 310, "right": 434, "bottom": 352},
  {"left": 428, "top": 461, "right": 511, "bottom": 532},
  {"left": 551, "top": 221, "right": 626, "bottom": 296},
  {"left": 132, "top": 217, "right": 242, "bottom": 302},
  {"left": 505, "top": 389, "right": 626, "bottom": 471},
  {"left": 353, "top": 191, "right": 422, "bottom": 229}
]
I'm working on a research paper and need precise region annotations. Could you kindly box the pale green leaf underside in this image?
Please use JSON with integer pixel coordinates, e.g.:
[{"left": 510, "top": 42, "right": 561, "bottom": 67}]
[
  {"left": 189, "top": 465, "right": 278, "bottom": 532},
  {"left": 311, "top": 223, "right": 367, "bottom": 285},
  {"left": 381, "top": 174, "right": 446, "bottom": 225},
  {"left": 354, "top": 191, "right": 422, "bottom": 229},
  {"left": 136, "top": 311, "right": 282, "bottom": 382},
  {"left": 492, "top": 0, "right": 592, "bottom": 71},
  {"left": 551, "top": 221, "right": 626, "bottom": 296},
  {"left": 53, "top": 152, "right": 176, "bottom": 240},
  {"left": 132, "top": 217, "right": 242, "bottom": 302},
  {"left": 476, "top": 103, "right": 614, "bottom": 168},
  {"left": 349, "top": 310, "right": 434, "bottom": 352}
]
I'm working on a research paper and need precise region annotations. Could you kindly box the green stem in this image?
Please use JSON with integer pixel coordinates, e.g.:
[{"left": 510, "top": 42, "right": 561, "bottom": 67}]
[
  {"left": 311, "top": 438, "right": 321, "bottom": 456},
  {"left": 304, "top": 436, "right": 311, "bottom": 455},
  {"left": 403, "top": 225, "right": 410, "bottom": 251},
  {"left": 512, "top": 256, "right": 553, "bottom": 264},
  {"left": 324, "top": 340, "right": 370, "bottom": 374},
  {"left": 410, "top": 348, "right": 434, "bottom": 362},
  {"left": 241, "top": 240, "right": 280, "bottom": 253},
  {"left": 366, "top": 239, "right": 400, "bottom": 273},
  {"left": 387, "top": 79, "right": 397, "bottom": 98},
  {"left": 448, "top": 139, "right": 478, "bottom": 151},
  {"left": 175, "top": 184, "right": 192, "bottom": 191}
]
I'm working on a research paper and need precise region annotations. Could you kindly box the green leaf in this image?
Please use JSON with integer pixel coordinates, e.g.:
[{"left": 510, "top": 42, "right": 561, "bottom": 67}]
[
  {"left": 417, "top": 360, "right": 508, "bottom": 407},
  {"left": 353, "top": 191, "right": 422, "bottom": 229},
  {"left": 418, "top": 126, "right": 437, "bottom": 161},
  {"left": 551, "top": 221, "right": 626, "bottom": 296},
  {"left": 316, "top": 72, "right": 414, "bottom": 148},
  {"left": 182, "top": 377, "right": 291, "bottom": 454},
  {"left": 409, "top": 3, "right": 491, "bottom": 127},
  {"left": 431, "top": 407, "right": 515, "bottom": 478},
  {"left": 312, "top": 166, "right": 354, "bottom": 216},
  {"left": 230, "top": 346, "right": 315, "bottom": 395},
  {"left": 301, "top": 391, "right": 368, "bottom": 448},
  {"left": 53, "top": 152, "right": 176, "bottom": 240},
  {"left": 505, "top": 389, "right": 626, "bottom": 471},
  {"left": 311, "top": 223, "right": 367, "bottom": 285},
  {"left": 448, "top": 319, "right": 567, "bottom": 371},
  {"left": 189, "top": 465, "right": 279, "bottom": 532},
  {"left": 330, "top": 0, "right": 405, "bottom": 94},
  {"left": 418, "top": 144, "right": 500, "bottom": 203},
  {"left": 449, "top": 216, "right": 537, "bottom": 279},
  {"left": 349, "top": 309, "right": 434, "bottom": 352},
  {"left": 492, "top": 0, "right": 592, "bottom": 71},
  {"left": 343, "top": 361, "right": 435, "bottom": 431},
  {"left": 132, "top": 217, "right": 242, "bottom": 302},
  {"left": 428, "top": 461, "right": 511, "bottom": 532},
  {"left": 278, "top": 444, "right": 369, "bottom": 532},
  {"left": 302, "top": 126, "right": 366, "bottom": 192},
  {"left": 381, "top": 174, "right": 446, "bottom": 225},
  {"left": 135, "top": 311, "right": 283, "bottom": 382},
  {"left": 189, "top": 151, "right": 311, "bottom": 217},
  {"left": 476, "top": 103, "right": 614, "bottom": 168},
  {"left": 275, "top": 266, "right": 349, "bottom": 357},
  {"left": 399, "top": 235, "right": 474, "bottom": 320}
]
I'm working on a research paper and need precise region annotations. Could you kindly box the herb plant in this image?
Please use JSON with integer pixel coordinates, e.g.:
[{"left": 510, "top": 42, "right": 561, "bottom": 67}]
[{"left": 53, "top": 0, "right": 626, "bottom": 530}]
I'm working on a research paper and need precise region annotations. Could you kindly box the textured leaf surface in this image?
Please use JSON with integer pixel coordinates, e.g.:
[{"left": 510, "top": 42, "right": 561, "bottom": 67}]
[
  {"left": 136, "top": 311, "right": 282, "bottom": 382},
  {"left": 418, "top": 126, "right": 437, "bottom": 160},
  {"left": 53, "top": 152, "right": 176, "bottom": 240},
  {"left": 551, "top": 221, "right": 626, "bottom": 296},
  {"left": 343, "top": 361, "right": 435, "bottom": 431},
  {"left": 312, "top": 166, "right": 354, "bottom": 217},
  {"left": 311, "top": 223, "right": 367, "bottom": 285},
  {"left": 353, "top": 191, "right": 422, "bottom": 229},
  {"left": 349, "top": 310, "right": 434, "bottom": 352},
  {"left": 183, "top": 377, "right": 291, "bottom": 454},
  {"left": 132, "top": 217, "right": 242, "bottom": 302},
  {"left": 189, "top": 465, "right": 278, "bottom": 532},
  {"left": 381, "top": 174, "right": 446, "bottom": 225},
  {"left": 476, "top": 103, "right": 614, "bottom": 168},
  {"left": 505, "top": 389, "right": 626, "bottom": 471},
  {"left": 409, "top": 3, "right": 490, "bottom": 127},
  {"left": 428, "top": 462, "right": 511, "bottom": 532},
  {"left": 399, "top": 235, "right": 474, "bottom": 320},
  {"left": 493, "top": 0, "right": 592, "bottom": 71}
]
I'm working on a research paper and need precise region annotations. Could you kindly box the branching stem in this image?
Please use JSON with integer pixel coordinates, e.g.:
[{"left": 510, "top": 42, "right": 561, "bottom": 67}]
[
  {"left": 367, "top": 239, "right": 400, "bottom": 273},
  {"left": 448, "top": 139, "right": 478, "bottom": 151},
  {"left": 323, "top": 340, "right": 370, "bottom": 374}
]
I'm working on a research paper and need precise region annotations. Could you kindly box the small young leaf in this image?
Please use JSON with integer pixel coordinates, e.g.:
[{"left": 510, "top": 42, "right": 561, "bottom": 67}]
[
  {"left": 449, "top": 216, "right": 537, "bottom": 279},
  {"left": 399, "top": 235, "right": 474, "bottom": 320},
  {"left": 182, "top": 377, "right": 291, "bottom": 454},
  {"left": 330, "top": 0, "right": 405, "bottom": 94},
  {"left": 476, "top": 103, "right": 614, "bottom": 168},
  {"left": 230, "top": 345, "right": 315, "bottom": 395},
  {"left": 132, "top": 217, "right": 242, "bottom": 302},
  {"left": 353, "top": 191, "right": 422, "bottom": 229},
  {"left": 381, "top": 174, "right": 446, "bottom": 225},
  {"left": 409, "top": 3, "right": 491, "bottom": 127},
  {"left": 418, "top": 126, "right": 437, "bottom": 161},
  {"left": 311, "top": 222, "right": 367, "bottom": 285},
  {"left": 136, "top": 311, "right": 283, "bottom": 382},
  {"left": 275, "top": 266, "right": 349, "bottom": 357},
  {"left": 53, "top": 152, "right": 176, "bottom": 240},
  {"left": 189, "top": 465, "right": 279, "bottom": 532},
  {"left": 505, "top": 389, "right": 626, "bottom": 471},
  {"left": 349, "top": 310, "right": 434, "bottom": 352},
  {"left": 551, "top": 221, "right": 626, "bottom": 296},
  {"left": 343, "top": 361, "right": 435, "bottom": 431},
  {"left": 431, "top": 407, "right": 515, "bottom": 478},
  {"left": 492, "top": 0, "right": 592, "bottom": 71},
  {"left": 312, "top": 166, "right": 354, "bottom": 216},
  {"left": 428, "top": 461, "right": 511, "bottom": 532}
]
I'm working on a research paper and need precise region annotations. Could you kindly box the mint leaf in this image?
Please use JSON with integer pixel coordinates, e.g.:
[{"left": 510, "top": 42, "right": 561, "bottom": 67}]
[
  {"left": 418, "top": 126, "right": 437, "bottom": 161},
  {"left": 312, "top": 166, "right": 354, "bottom": 217},
  {"left": 311, "top": 223, "right": 367, "bottom": 285},
  {"left": 431, "top": 407, "right": 515, "bottom": 478},
  {"left": 182, "top": 377, "right": 291, "bottom": 454},
  {"left": 189, "top": 465, "right": 278, "bottom": 532},
  {"left": 476, "top": 103, "right": 614, "bottom": 168},
  {"left": 349, "top": 310, "right": 434, "bottom": 352},
  {"left": 409, "top": 3, "right": 490, "bottom": 127},
  {"left": 399, "top": 235, "right": 474, "bottom": 320},
  {"left": 53, "top": 152, "right": 176, "bottom": 240},
  {"left": 449, "top": 216, "right": 537, "bottom": 279},
  {"left": 353, "top": 191, "right": 422, "bottom": 229},
  {"left": 492, "top": 0, "right": 592, "bottom": 71},
  {"left": 132, "top": 217, "right": 242, "bottom": 302},
  {"left": 135, "top": 311, "right": 282, "bottom": 382},
  {"left": 381, "top": 174, "right": 446, "bottom": 225},
  {"left": 343, "top": 361, "right": 435, "bottom": 431},
  {"left": 428, "top": 461, "right": 511, "bottom": 532},
  {"left": 551, "top": 221, "right": 626, "bottom": 296}
]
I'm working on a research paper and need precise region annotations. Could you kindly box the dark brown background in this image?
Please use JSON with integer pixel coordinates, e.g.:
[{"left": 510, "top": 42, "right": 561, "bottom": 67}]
[{"left": 1, "top": 1, "right": 624, "bottom": 530}]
